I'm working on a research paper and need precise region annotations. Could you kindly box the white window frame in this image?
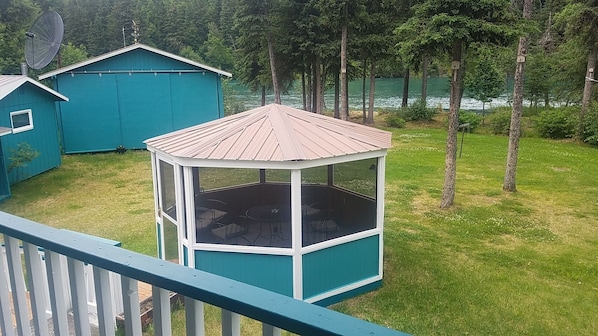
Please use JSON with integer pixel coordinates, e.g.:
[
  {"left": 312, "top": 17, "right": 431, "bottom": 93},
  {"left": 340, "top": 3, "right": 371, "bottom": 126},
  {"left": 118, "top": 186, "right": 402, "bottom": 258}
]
[{"left": 10, "top": 109, "right": 33, "bottom": 134}]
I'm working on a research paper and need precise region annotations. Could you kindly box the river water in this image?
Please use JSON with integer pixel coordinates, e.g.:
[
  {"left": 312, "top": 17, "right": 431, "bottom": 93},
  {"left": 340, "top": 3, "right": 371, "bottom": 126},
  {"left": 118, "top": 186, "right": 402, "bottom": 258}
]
[{"left": 229, "top": 77, "right": 513, "bottom": 111}]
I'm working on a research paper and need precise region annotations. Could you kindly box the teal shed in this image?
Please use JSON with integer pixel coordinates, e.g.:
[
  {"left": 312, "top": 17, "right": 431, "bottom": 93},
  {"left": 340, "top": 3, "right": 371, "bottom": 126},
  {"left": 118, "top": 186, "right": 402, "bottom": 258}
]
[
  {"left": 145, "top": 104, "right": 392, "bottom": 306},
  {"left": 39, "top": 43, "right": 232, "bottom": 154},
  {"left": 0, "top": 76, "right": 68, "bottom": 200}
]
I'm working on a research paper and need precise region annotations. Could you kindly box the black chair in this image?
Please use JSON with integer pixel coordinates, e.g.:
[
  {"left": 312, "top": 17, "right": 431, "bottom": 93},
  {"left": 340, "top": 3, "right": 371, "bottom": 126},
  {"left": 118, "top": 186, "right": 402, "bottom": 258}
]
[
  {"left": 211, "top": 222, "right": 249, "bottom": 243},
  {"left": 202, "top": 199, "right": 249, "bottom": 244},
  {"left": 195, "top": 199, "right": 228, "bottom": 229}
]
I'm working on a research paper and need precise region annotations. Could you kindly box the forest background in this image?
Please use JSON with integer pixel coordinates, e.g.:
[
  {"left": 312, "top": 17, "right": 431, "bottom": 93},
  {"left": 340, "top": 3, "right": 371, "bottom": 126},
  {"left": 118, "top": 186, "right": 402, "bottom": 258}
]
[
  {"left": 0, "top": 0, "right": 594, "bottom": 115},
  {"left": 1, "top": 0, "right": 597, "bottom": 206}
]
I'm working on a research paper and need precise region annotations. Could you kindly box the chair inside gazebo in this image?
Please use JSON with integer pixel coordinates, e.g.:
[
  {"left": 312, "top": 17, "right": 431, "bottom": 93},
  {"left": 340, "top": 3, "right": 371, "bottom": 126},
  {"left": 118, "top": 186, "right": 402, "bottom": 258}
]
[{"left": 192, "top": 160, "right": 378, "bottom": 248}]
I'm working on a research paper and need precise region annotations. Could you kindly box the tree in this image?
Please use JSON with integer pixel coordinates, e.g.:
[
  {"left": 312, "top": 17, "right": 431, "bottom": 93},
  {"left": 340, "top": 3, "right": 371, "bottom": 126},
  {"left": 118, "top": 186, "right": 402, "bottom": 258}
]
[
  {"left": 0, "top": 0, "right": 39, "bottom": 74},
  {"left": 555, "top": 1, "right": 598, "bottom": 140},
  {"left": 396, "top": 0, "right": 518, "bottom": 208},
  {"left": 340, "top": 3, "right": 348, "bottom": 119},
  {"left": 57, "top": 42, "right": 88, "bottom": 68},
  {"left": 504, "top": 0, "right": 533, "bottom": 193},
  {"left": 353, "top": 0, "right": 397, "bottom": 124},
  {"left": 524, "top": 47, "right": 554, "bottom": 108},
  {"left": 235, "top": 0, "right": 295, "bottom": 105},
  {"left": 202, "top": 23, "right": 235, "bottom": 72},
  {"left": 464, "top": 47, "right": 504, "bottom": 114}
]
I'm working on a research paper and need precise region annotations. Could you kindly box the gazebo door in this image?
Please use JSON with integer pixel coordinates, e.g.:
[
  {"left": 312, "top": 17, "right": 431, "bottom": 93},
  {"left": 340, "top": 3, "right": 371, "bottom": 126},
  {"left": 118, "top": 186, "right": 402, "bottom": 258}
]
[{"left": 156, "top": 157, "right": 181, "bottom": 264}]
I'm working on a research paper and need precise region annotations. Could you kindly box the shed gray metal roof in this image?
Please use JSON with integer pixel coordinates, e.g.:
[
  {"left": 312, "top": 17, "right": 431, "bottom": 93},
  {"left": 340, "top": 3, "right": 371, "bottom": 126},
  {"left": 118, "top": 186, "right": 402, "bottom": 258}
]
[
  {"left": 145, "top": 104, "right": 391, "bottom": 162},
  {"left": 39, "top": 43, "right": 232, "bottom": 80},
  {"left": 0, "top": 75, "right": 68, "bottom": 101}
]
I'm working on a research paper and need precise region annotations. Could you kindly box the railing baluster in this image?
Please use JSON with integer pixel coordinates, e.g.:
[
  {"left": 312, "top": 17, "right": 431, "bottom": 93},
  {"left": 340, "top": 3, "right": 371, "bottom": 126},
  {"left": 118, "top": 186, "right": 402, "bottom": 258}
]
[
  {"left": 5, "top": 236, "right": 31, "bottom": 336},
  {"left": 221, "top": 309, "right": 240, "bottom": 336},
  {"left": 45, "top": 250, "right": 70, "bottom": 336},
  {"left": 120, "top": 276, "right": 142, "bottom": 336},
  {"left": 184, "top": 296, "right": 205, "bottom": 336},
  {"left": 68, "top": 258, "right": 91, "bottom": 336},
  {"left": 93, "top": 265, "right": 115, "bottom": 336},
  {"left": 23, "top": 242, "right": 49, "bottom": 336},
  {"left": 151, "top": 286, "right": 171, "bottom": 336},
  {"left": 262, "top": 323, "right": 281, "bottom": 336},
  {"left": 0, "top": 242, "right": 16, "bottom": 336}
]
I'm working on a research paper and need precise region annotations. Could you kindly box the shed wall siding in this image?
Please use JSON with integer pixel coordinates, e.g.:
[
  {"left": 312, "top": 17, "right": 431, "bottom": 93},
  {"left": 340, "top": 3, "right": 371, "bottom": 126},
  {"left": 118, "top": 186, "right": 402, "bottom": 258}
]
[
  {"left": 55, "top": 70, "right": 222, "bottom": 153},
  {"left": 117, "top": 73, "right": 173, "bottom": 149},
  {"left": 58, "top": 74, "right": 121, "bottom": 153},
  {"left": 0, "top": 84, "right": 61, "bottom": 184}
]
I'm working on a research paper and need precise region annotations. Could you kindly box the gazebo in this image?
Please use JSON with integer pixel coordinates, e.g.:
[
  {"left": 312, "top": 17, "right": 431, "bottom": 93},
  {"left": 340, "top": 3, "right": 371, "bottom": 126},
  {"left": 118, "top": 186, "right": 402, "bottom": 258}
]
[{"left": 145, "top": 104, "right": 392, "bottom": 305}]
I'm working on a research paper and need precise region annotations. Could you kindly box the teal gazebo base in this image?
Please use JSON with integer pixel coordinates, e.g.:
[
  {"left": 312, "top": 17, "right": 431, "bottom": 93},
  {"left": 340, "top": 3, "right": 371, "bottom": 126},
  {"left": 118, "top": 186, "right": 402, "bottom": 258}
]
[{"left": 192, "top": 234, "right": 382, "bottom": 306}]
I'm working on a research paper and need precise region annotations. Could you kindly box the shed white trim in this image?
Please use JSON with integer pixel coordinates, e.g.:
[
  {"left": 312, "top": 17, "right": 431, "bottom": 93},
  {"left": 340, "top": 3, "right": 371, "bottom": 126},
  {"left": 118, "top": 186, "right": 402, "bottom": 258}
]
[
  {"left": 0, "top": 75, "right": 68, "bottom": 101},
  {"left": 39, "top": 43, "right": 232, "bottom": 80}
]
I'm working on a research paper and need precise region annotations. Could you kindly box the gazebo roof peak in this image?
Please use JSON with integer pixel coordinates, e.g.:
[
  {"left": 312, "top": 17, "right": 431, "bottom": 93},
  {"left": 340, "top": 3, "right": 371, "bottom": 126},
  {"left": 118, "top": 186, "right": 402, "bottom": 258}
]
[{"left": 145, "top": 103, "right": 391, "bottom": 162}]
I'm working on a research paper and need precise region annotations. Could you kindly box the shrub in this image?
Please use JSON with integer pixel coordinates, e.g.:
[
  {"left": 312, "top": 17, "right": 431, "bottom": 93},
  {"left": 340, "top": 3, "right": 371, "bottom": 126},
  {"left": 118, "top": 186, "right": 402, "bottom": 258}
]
[
  {"left": 487, "top": 109, "right": 512, "bottom": 135},
  {"left": 582, "top": 103, "right": 598, "bottom": 146},
  {"left": 458, "top": 112, "right": 483, "bottom": 132},
  {"left": 535, "top": 108, "right": 577, "bottom": 139},
  {"left": 403, "top": 99, "right": 437, "bottom": 121},
  {"left": 385, "top": 114, "right": 406, "bottom": 128}
]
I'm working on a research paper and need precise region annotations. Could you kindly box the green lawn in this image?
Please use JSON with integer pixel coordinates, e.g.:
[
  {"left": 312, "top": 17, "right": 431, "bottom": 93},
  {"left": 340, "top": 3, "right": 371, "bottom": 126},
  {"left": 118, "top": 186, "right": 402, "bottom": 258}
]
[{"left": 1, "top": 127, "right": 597, "bottom": 335}]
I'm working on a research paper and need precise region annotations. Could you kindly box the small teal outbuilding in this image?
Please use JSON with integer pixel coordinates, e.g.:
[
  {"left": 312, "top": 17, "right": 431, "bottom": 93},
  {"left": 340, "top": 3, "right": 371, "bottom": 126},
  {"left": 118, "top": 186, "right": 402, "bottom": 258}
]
[
  {"left": 0, "top": 76, "right": 68, "bottom": 200},
  {"left": 39, "top": 43, "right": 232, "bottom": 154}
]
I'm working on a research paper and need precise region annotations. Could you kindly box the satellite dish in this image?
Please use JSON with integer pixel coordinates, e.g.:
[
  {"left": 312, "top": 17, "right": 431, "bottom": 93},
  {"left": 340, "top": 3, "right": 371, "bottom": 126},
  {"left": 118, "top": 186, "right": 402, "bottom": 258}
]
[{"left": 24, "top": 11, "right": 64, "bottom": 70}]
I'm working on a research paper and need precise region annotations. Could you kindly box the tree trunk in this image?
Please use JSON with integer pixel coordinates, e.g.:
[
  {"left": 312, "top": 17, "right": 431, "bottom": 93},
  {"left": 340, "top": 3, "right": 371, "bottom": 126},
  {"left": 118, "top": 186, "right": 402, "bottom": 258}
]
[
  {"left": 503, "top": 0, "right": 532, "bottom": 192},
  {"left": 315, "top": 55, "right": 323, "bottom": 114},
  {"left": 312, "top": 62, "right": 317, "bottom": 112},
  {"left": 334, "top": 68, "right": 340, "bottom": 118},
  {"left": 421, "top": 56, "right": 428, "bottom": 103},
  {"left": 340, "top": 4, "right": 348, "bottom": 120},
  {"left": 440, "top": 42, "right": 463, "bottom": 208},
  {"left": 301, "top": 70, "right": 307, "bottom": 110},
  {"left": 402, "top": 68, "right": 410, "bottom": 108},
  {"left": 306, "top": 63, "right": 312, "bottom": 112},
  {"left": 362, "top": 58, "right": 367, "bottom": 123},
  {"left": 367, "top": 59, "right": 376, "bottom": 124},
  {"left": 261, "top": 86, "right": 266, "bottom": 106},
  {"left": 578, "top": 47, "right": 597, "bottom": 140},
  {"left": 266, "top": 34, "right": 281, "bottom": 104}
]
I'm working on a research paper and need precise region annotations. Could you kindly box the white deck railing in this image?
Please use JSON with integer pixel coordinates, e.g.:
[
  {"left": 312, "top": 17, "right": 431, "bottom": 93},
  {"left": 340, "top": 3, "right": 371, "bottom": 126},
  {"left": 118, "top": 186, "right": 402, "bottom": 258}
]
[{"left": 0, "top": 211, "right": 407, "bottom": 336}]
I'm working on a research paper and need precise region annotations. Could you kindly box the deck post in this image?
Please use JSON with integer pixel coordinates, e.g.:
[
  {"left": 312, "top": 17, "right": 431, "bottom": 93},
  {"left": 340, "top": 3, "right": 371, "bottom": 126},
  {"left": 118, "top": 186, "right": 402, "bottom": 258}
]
[
  {"left": 93, "top": 266, "right": 115, "bottom": 336},
  {"left": 23, "top": 242, "right": 49, "bottom": 336},
  {"left": 262, "top": 323, "right": 282, "bottom": 336},
  {"left": 121, "top": 276, "right": 142, "bottom": 335},
  {"left": 221, "top": 309, "right": 240, "bottom": 336},
  {"left": 152, "top": 286, "right": 172, "bottom": 336},
  {"left": 45, "top": 250, "right": 70, "bottom": 336},
  {"left": 0, "top": 240, "right": 16, "bottom": 336},
  {"left": 69, "top": 258, "right": 91, "bottom": 336},
  {"left": 185, "top": 297, "right": 205, "bottom": 336},
  {"left": 5, "top": 236, "right": 31, "bottom": 336}
]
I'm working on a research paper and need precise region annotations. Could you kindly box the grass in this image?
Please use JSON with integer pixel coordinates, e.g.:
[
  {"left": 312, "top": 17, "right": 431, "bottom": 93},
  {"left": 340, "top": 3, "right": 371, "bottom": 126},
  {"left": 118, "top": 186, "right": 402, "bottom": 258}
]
[
  {"left": 1, "top": 126, "right": 597, "bottom": 335},
  {"left": 0, "top": 151, "right": 156, "bottom": 256}
]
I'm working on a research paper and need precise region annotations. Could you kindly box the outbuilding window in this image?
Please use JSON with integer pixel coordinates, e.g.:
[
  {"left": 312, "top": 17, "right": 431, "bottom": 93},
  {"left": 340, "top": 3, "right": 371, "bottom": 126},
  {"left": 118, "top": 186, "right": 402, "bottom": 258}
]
[{"left": 10, "top": 109, "right": 33, "bottom": 133}]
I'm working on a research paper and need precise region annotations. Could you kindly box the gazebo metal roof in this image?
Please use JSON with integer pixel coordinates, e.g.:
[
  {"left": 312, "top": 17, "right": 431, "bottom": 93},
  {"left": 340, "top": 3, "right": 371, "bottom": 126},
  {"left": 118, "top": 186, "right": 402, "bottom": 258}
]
[{"left": 144, "top": 104, "right": 391, "bottom": 162}]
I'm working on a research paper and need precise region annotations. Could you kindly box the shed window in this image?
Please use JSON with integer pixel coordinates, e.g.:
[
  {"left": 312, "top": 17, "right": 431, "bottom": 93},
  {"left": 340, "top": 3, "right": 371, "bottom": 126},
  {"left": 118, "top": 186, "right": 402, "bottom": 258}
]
[{"left": 10, "top": 110, "right": 33, "bottom": 133}]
